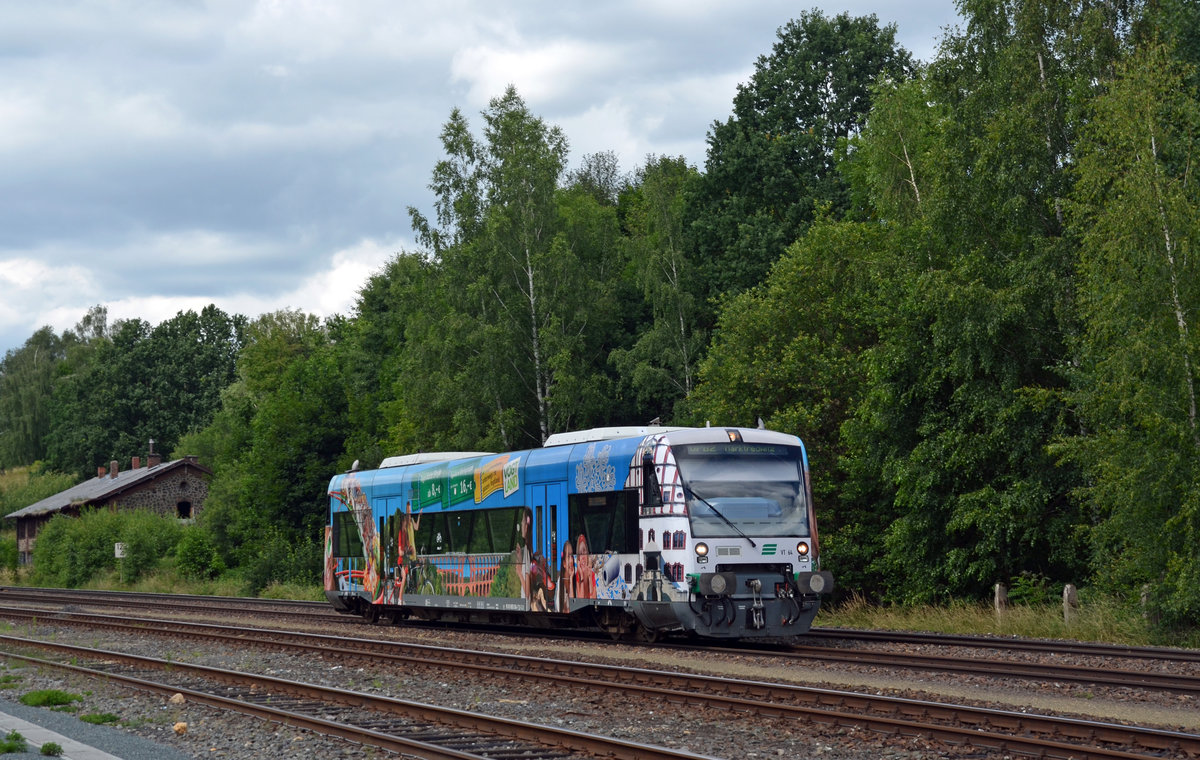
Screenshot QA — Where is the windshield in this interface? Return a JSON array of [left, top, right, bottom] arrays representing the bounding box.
[[673, 442, 809, 538]]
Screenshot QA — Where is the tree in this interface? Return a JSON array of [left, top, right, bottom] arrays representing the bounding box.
[[409, 87, 631, 448], [178, 309, 343, 578], [830, 0, 1127, 602], [1065, 39, 1200, 626], [688, 10, 913, 301], [342, 252, 434, 467], [44, 306, 244, 477], [0, 327, 74, 467], [612, 155, 705, 419], [688, 219, 904, 593]]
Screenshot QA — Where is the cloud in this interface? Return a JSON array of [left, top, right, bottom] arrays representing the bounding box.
[[0, 233, 402, 354], [0, 1, 964, 358]]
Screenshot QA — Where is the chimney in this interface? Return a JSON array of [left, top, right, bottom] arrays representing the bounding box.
[[110, 459, 118, 478], [97, 466, 107, 479], [132, 456, 141, 470], [147, 438, 161, 468]]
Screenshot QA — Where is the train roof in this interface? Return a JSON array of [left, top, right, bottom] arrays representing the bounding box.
[[542, 426, 688, 447], [378, 451, 495, 469]]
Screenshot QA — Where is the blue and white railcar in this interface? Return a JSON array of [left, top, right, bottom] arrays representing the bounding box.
[[324, 425, 832, 640]]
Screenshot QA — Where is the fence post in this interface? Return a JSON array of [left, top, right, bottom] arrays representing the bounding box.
[[1062, 583, 1078, 625], [1140, 583, 1159, 623], [994, 583, 1008, 617]]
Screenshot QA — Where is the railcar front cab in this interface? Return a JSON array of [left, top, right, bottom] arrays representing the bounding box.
[[634, 428, 833, 638]]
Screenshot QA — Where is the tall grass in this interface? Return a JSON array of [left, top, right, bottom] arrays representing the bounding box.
[[816, 593, 1199, 648]]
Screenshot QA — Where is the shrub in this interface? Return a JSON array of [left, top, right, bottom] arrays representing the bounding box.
[[1008, 572, 1054, 606], [32, 509, 185, 587], [40, 740, 63, 756], [239, 529, 319, 595], [117, 510, 183, 584], [0, 534, 16, 572], [176, 526, 225, 581]]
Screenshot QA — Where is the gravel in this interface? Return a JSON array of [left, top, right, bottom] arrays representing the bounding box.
[[0, 608, 1196, 760]]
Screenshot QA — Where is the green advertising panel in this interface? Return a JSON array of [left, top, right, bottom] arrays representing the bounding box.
[[448, 459, 477, 507], [418, 464, 448, 511]]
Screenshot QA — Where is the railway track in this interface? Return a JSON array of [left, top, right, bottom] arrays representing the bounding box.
[[804, 626, 1200, 664], [5, 586, 1198, 696], [7, 584, 1199, 663], [1, 604, 1197, 759], [0, 633, 705, 760]]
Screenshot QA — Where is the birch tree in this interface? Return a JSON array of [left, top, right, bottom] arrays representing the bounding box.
[[409, 88, 622, 448], [1068, 40, 1200, 624]]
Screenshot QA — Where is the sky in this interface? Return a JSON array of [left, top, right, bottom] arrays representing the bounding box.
[[0, 1, 962, 358]]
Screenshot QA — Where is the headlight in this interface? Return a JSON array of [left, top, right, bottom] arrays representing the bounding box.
[[695, 542, 708, 557], [796, 541, 809, 556]]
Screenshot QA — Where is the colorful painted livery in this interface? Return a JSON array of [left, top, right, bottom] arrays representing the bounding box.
[[325, 425, 833, 640]]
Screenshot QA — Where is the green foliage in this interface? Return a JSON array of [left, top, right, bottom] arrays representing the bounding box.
[[118, 510, 184, 584], [0, 534, 16, 572], [0, 730, 26, 753], [175, 525, 225, 580], [238, 528, 320, 595], [689, 10, 913, 301], [44, 305, 245, 478], [19, 689, 81, 707], [405, 86, 633, 447], [689, 219, 904, 593], [1007, 572, 1054, 606], [1065, 38, 1200, 628], [611, 155, 705, 418], [0, 465, 77, 519], [79, 713, 120, 725], [0, 327, 76, 468], [31, 509, 183, 587], [40, 740, 64, 757]]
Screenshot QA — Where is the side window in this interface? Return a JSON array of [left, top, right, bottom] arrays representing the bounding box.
[[415, 511, 449, 554], [468, 511, 492, 552], [448, 511, 473, 552], [331, 511, 363, 557], [568, 491, 639, 554]]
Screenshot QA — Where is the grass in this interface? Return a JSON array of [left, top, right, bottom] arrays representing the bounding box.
[[80, 713, 120, 725], [19, 689, 82, 708], [815, 592, 1200, 648], [0, 730, 26, 753]]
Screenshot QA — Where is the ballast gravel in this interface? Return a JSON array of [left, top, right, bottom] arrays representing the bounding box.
[[0, 611, 1195, 760]]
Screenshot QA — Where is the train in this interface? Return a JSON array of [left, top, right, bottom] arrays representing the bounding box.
[[324, 425, 833, 640]]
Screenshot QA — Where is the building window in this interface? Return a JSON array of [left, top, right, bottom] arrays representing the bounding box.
[[177, 501, 192, 520]]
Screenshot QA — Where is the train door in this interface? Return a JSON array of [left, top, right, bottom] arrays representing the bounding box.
[[546, 483, 565, 611], [529, 484, 558, 612]]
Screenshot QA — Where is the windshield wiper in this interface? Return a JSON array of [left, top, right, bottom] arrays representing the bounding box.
[[686, 486, 757, 548]]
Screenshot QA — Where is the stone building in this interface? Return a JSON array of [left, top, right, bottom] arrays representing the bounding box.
[[5, 451, 212, 566]]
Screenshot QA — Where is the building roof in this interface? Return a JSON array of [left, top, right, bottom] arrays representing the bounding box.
[[4, 458, 213, 520]]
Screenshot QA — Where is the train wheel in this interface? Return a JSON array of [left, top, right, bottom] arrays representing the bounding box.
[[596, 608, 635, 640], [631, 623, 661, 644], [361, 604, 380, 624]]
